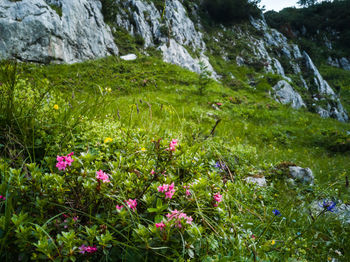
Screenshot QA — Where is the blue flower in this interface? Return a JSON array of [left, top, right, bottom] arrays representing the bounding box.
[[214, 161, 226, 170], [273, 209, 281, 216], [319, 200, 337, 212]]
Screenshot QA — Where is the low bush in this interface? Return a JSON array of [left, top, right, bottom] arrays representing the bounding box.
[[202, 0, 261, 24]]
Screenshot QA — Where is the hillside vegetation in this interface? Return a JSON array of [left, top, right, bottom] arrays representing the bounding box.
[[0, 54, 349, 261], [265, 0, 350, 63]]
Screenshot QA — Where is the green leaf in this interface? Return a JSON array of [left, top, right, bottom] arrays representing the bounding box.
[[155, 215, 163, 223], [156, 198, 162, 209], [147, 208, 158, 213]]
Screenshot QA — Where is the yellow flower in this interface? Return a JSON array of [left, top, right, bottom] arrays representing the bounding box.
[[271, 240, 276, 245], [53, 104, 59, 110], [141, 148, 146, 152], [104, 137, 113, 143], [259, 195, 263, 199]]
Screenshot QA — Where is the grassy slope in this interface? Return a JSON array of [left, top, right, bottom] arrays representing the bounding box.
[[1, 55, 349, 260], [22, 55, 350, 188]]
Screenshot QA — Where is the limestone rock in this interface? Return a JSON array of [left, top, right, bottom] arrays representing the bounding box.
[[0, 0, 118, 63], [159, 39, 217, 78], [121, 54, 137, 61], [311, 200, 350, 224], [272, 80, 306, 109], [244, 176, 267, 187], [289, 166, 314, 185], [339, 57, 350, 70], [303, 52, 335, 96]]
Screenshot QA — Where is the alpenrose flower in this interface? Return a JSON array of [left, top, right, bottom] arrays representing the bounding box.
[[158, 182, 176, 199], [213, 193, 223, 207], [166, 139, 178, 151], [96, 170, 110, 183], [166, 210, 193, 228], [116, 205, 124, 210], [56, 152, 74, 171], [155, 222, 166, 231], [126, 199, 137, 211], [183, 185, 191, 196], [79, 245, 97, 254]]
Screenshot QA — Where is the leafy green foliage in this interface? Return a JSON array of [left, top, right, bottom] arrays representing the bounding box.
[[265, 0, 350, 57], [202, 0, 261, 24]]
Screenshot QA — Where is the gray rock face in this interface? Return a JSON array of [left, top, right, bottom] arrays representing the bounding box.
[[0, 0, 118, 63], [114, 0, 216, 77], [159, 39, 217, 78], [339, 57, 350, 70], [303, 52, 348, 122], [289, 166, 314, 185], [303, 52, 335, 96], [272, 80, 306, 109], [327, 56, 350, 71]]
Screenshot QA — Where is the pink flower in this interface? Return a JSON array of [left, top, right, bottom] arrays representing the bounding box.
[[150, 169, 155, 175], [251, 234, 256, 240], [166, 210, 192, 228], [216, 102, 222, 106], [165, 190, 175, 199], [166, 139, 179, 152], [155, 222, 166, 231], [56, 160, 67, 171], [56, 152, 74, 171], [0, 195, 6, 201], [183, 185, 191, 196], [79, 245, 97, 254], [158, 182, 175, 199], [116, 205, 124, 210], [96, 170, 110, 183], [126, 199, 137, 211], [213, 193, 223, 207], [73, 216, 78, 222]]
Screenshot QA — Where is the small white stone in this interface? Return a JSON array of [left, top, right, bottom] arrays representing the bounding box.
[[120, 54, 137, 61]]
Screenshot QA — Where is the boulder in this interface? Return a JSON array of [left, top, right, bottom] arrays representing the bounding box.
[[289, 166, 314, 185], [244, 176, 267, 187], [272, 80, 306, 109], [0, 0, 118, 63]]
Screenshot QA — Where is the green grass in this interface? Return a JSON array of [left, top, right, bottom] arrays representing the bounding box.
[[1, 56, 349, 261], [20, 55, 350, 186]]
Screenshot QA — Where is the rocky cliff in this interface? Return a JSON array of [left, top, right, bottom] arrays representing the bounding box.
[[0, 0, 348, 121], [0, 0, 118, 63]]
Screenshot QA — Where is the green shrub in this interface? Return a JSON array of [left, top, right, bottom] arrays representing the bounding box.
[[202, 0, 261, 23]]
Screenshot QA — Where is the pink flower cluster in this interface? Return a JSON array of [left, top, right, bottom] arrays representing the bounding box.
[[158, 182, 175, 199], [96, 170, 110, 183], [166, 139, 178, 152], [155, 222, 166, 231], [126, 199, 137, 211], [0, 195, 6, 201], [213, 193, 223, 207], [79, 245, 97, 254], [166, 210, 193, 228], [56, 152, 74, 171]]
